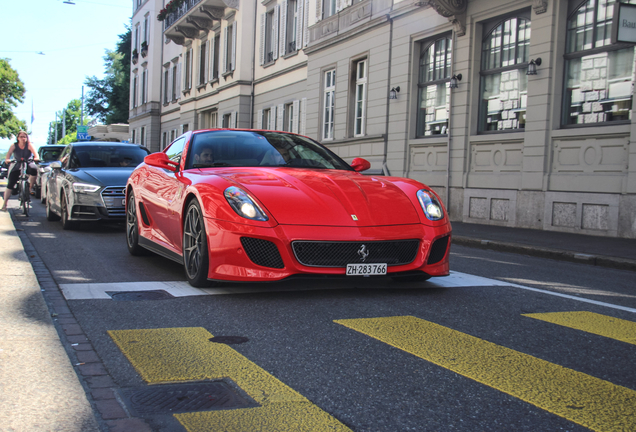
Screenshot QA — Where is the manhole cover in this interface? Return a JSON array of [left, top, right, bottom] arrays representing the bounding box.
[[119, 381, 257, 416], [209, 336, 249, 345], [107, 290, 174, 301]]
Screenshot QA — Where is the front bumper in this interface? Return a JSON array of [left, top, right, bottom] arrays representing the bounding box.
[[68, 186, 126, 221], [203, 219, 451, 282]]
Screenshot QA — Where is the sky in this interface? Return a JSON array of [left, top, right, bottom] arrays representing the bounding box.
[[0, 0, 133, 152]]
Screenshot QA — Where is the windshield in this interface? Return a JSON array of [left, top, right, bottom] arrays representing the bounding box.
[[39, 147, 64, 162], [70, 145, 149, 168], [185, 131, 353, 171]]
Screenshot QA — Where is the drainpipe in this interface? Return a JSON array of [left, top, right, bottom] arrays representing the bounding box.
[[445, 30, 457, 214], [381, 15, 394, 176]]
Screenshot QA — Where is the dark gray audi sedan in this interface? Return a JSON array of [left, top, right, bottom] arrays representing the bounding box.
[[45, 142, 150, 229]]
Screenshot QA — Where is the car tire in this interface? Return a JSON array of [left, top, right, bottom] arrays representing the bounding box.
[[34, 185, 41, 199], [183, 199, 213, 288], [45, 191, 60, 221], [61, 193, 78, 230], [40, 184, 46, 204], [126, 190, 148, 256]]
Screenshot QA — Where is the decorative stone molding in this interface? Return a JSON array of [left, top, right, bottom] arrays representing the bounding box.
[[175, 25, 198, 39], [199, 5, 225, 21], [222, 0, 239, 10], [532, 0, 548, 14], [186, 16, 213, 32], [165, 34, 186, 45], [424, 0, 467, 36]]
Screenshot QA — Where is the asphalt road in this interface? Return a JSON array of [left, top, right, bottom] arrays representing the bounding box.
[[12, 199, 636, 432]]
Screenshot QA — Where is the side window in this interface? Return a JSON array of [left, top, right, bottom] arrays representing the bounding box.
[[59, 146, 72, 169], [165, 137, 186, 165]]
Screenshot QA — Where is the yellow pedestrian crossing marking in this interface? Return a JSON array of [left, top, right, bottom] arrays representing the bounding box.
[[334, 316, 636, 432], [523, 311, 636, 345], [108, 328, 351, 432]]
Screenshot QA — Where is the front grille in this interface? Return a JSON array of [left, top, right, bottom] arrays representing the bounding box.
[[240, 237, 285, 269], [101, 186, 126, 217], [427, 235, 449, 264], [292, 240, 420, 268]]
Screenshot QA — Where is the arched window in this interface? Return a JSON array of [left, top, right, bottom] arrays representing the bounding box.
[[416, 36, 452, 137], [479, 16, 531, 132], [562, 0, 636, 126]]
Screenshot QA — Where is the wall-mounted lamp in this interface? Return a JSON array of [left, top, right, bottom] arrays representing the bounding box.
[[449, 74, 462, 89], [389, 86, 400, 100], [526, 58, 542, 75]]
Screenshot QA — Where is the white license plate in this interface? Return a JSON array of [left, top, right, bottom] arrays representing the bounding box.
[[122, 199, 126, 206], [346, 263, 387, 276]]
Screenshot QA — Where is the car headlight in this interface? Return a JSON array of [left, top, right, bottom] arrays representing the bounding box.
[[417, 189, 444, 221], [72, 183, 101, 193], [38, 166, 51, 173], [224, 186, 268, 221]]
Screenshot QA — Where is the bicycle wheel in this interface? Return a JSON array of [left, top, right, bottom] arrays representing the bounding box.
[[20, 180, 29, 216]]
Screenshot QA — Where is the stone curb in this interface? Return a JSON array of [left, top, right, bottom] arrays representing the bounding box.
[[452, 236, 636, 272]]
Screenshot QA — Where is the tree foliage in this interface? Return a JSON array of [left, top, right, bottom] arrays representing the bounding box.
[[0, 58, 27, 139], [84, 26, 131, 125], [47, 99, 88, 144]]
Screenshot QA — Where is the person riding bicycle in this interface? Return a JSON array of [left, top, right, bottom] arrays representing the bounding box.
[[1, 131, 40, 211]]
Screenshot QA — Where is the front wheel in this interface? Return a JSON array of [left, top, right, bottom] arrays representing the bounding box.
[[182, 200, 212, 287], [126, 190, 147, 256], [46, 190, 60, 221], [61, 193, 78, 230], [20, 180, 29, 216]]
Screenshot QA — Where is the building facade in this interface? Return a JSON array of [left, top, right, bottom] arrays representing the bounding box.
[[130, 0, 636, 239]]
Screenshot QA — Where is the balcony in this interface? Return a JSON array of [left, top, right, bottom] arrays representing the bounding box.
[[160, 0, 237, 46]]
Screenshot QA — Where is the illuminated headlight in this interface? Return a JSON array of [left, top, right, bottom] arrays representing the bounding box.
[[38, 166, 51, 173], [72, 183, 101, 193], [417, 189, 444, 221], [224, 186, 268, 221]]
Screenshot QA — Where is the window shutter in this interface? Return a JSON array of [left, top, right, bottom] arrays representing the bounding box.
[[130, 77, 135, 109], [296, 0, 304, 49], [166, 68, 172, 103], [260, 14, 265, 65], [203, 43, 209, 83], [209, 36, 215, 81], [222, 26, 228, 74], [292, 99, 299, 133], [280, 1, 287, 56], [300, 97, 307, 135], [273, 6, 279, 60], [176, 62, 181, 97], [270, 106, 277, 130], [143, 71, 148, 103], [345, 0, 352, 6], [277, 104, 284, 130], [231, 23, 237, 71], [304, 0, 310, 47], [257, 109, 263, 129], [231, 111, 237, 128], [316, 0, 322, 22], [188, 48, 193, 89]]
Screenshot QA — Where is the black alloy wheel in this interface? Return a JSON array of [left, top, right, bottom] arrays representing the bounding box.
[[45, 190, 60, 221], [126, 190, 147, 255], [20, 180, 29, 216], [61, 193, 78, 230], [183, 200, 212, 287]]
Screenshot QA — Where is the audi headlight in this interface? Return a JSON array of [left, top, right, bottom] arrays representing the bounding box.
[[417, 189, 444, 221], [38, 166, 51, 174], [72, 183, 101, 193], [224, 186, 268, 221]]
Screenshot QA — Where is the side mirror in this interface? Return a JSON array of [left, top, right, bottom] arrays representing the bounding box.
[[49, 161, 62, 170], [350, 157, 371, 172], [144, 152, 179, 172]]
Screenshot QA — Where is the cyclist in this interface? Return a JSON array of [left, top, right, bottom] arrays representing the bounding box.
[[1, 131, 39, 211]]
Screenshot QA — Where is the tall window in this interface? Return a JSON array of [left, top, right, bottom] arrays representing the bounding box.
[[143, 16, 149, 44], [140, 126, 145, 147], [134, 24, 140, 52], [323, 0, 337, 18], [262, 108, 271, 130], [184, 48, 193, 90], [163, 68, 169, 104], [479, 15, 531, 132], [141, 69, 147, 105], [563, 0, 636, 126], [264, 9, 278, 64], [211, 34, 220, 80], [225, 23, 236, 72], [323, 69, 336, 140], [171, 63, 178, 101], [287, 0, 298, 52], [284, 102, 294, 132], [353, 59, 367, 136], [417, 37, 452, 137], [199, 40, 207, 85], [162, 131, 167, 150], [131, 129, 136, 144], [132, 74, 138, 108]]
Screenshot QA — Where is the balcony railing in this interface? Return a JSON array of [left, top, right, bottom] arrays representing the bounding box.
[[164, 0, 204, 30]]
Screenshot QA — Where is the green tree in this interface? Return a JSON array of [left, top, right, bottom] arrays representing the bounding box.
[[47, 99, 90, 144], [85, 25, 131, 124], [0, 58, 27, 138]]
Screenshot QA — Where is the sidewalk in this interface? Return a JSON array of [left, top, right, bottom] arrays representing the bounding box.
[[451, 221, 636, 272], [0, 197, 100, 430]]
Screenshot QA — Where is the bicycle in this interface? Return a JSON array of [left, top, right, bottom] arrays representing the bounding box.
[[15, 158, 33, 216]]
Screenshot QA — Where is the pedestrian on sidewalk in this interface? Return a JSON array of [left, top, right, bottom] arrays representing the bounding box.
[[1, 131, 39, 211]]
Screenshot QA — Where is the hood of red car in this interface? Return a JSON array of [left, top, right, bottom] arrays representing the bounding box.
[[219, 168, 421, 226]]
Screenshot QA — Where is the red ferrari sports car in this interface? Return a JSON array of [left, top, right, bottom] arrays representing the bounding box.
[[126, 129, 451, 287]]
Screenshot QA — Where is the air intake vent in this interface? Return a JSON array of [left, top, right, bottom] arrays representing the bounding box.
[[240, 237, 284, 269], [427, 236, 449, 264], [292, 240, 419, 268]]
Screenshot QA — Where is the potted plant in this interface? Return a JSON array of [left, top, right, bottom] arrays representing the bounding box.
[[132, 49, 139, 64], [141, 41, 149, 57]]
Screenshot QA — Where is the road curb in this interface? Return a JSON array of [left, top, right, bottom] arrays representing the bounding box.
[[452, 236, 636, 273]]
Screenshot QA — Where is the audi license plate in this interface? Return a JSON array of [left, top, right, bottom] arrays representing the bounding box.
[[346, 263, 387, 276]]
